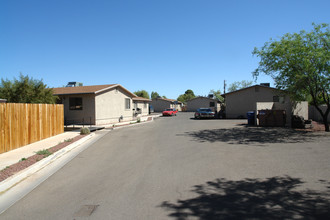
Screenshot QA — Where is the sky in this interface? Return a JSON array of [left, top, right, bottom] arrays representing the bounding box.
[[0, 0, 329, 99]]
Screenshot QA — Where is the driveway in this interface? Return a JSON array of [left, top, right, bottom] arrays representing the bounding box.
[[1, 113, 330, 219]]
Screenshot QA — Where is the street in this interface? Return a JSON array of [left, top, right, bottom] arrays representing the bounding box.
[[1, 113, 330, 219]]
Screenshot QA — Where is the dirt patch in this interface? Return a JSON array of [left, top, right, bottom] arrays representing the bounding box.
[[295, 121, 326, 132], [0, 135, 86, 182]]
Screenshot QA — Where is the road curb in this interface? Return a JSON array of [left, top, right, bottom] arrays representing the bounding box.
[[0, 133, 95, 195]]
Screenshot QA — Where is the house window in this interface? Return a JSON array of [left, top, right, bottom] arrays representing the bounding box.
[[69, 97, 83, 110], [125, 98, 131, 110], [273, 96, 285, 103], [210, 102, 215, 107]]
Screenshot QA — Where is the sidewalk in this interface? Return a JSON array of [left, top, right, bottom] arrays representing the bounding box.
[[0, 113, 161, 174], [0, 131, 81, 171], [0, 113, 161, 214]]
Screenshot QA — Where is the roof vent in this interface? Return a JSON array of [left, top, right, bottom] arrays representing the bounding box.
[[66, 82, 83, 87], [260, 83, 270, 87]]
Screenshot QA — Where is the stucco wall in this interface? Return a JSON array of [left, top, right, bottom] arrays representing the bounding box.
[[225, 86, 289, 119], [60, 94, 96, 125], [133, 101, 150, 117], [95, 88, 134, 125], [174, 104, 182, 111], [186, 97, 220, 112], [151, 99, 173, 112], [256, 101, 308, 127]]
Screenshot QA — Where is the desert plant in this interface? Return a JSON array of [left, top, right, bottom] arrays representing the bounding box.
[[20, 158, 27, 162], [80, 127, 90, 135], [64, 138, 73, 142], [36, 149, 52, 157]]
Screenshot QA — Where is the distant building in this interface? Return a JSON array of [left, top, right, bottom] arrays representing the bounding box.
[[222, 84, 308, 127], [186, 97, 221, 112], [151, 98, 182, 112]]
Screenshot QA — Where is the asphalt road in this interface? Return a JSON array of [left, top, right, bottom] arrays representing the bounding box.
[[1, 113, 330, 219]]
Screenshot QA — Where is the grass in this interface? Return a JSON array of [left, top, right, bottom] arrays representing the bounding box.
[[64, 138, 73, 142], [36, 149, 52, 157], [1, 166, 10, 171]]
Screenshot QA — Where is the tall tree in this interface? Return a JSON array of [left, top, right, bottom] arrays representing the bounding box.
[[253, 23, 330, 131], [134, 90, 150, 99], [151, 91, 160, 99], [210, 89, 224, 102], [177, 89, 196, 103], [227, 80, 253, 92], [0, 74, 57, 104]]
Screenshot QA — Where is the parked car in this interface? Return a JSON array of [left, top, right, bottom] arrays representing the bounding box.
[[162, 108, 178, 116], [194, 108, 215, 119]]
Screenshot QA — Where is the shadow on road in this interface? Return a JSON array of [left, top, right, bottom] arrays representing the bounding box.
[[178, 127, 324, 145], [160, 176, 330, 220]]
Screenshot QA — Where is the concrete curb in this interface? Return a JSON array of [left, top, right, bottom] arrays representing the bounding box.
[[0, 133, 95, 194], [0, 114, 161, 195]]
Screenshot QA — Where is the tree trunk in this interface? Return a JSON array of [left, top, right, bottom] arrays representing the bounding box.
[[313, 104, 329, 132], [323, 116, 329, 132]]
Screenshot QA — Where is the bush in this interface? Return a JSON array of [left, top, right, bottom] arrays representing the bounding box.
[[80, 127, 90, 135]]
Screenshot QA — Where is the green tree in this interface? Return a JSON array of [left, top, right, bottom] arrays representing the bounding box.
[[0, 74, 57, 104], [134, 90, 150, 99], [210, 89, 224, 102], [253, 23, 330, 131], [177, 89, 196, 103], [227, 80, 253, 92], [151, 91, 160, 99]]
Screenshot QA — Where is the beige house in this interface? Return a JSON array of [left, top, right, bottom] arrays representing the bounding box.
[[151, 98, 182, 112], [132, 96, 152, 117], [223, 85, 308, 126], [53, 84, 151, 125], [186, 97, 221, 112]]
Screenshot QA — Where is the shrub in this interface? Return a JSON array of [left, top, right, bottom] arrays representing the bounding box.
[[36, 149, 52, 157], [80, 127, 90, 135]]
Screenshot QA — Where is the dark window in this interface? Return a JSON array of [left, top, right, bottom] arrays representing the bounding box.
[[273, 96, 285, 103], [69, 97, 83, 110], [210, 102, 215, 107]]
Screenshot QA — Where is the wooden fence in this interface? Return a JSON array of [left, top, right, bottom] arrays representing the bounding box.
[[0, 103, 64, 154]]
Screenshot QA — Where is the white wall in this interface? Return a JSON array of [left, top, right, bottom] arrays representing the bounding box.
[[256, 101, 308, 127], [61, 94, 96, 125], [187, 97, 220, 112], [133, 101, 150, 117], [151, 99, 172, 112], [95, 88, 134, 125]]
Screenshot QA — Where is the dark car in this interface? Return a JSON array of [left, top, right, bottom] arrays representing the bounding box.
[[194, 108, 215, 119]]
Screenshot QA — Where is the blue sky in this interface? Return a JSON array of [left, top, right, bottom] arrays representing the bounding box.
[[1, 0, 329, 99]]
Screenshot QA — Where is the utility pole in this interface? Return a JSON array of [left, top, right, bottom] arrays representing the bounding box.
[[223, 80, 226, 95]]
